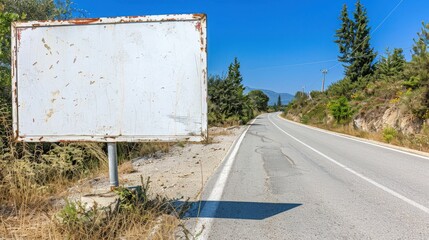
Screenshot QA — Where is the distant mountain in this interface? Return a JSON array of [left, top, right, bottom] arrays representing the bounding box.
[[244, 87, 294, 106]]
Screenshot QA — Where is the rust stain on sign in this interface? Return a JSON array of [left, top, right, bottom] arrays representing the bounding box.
[[16, 29, 22, 41], [52, 90, 60, 97], [45, 109, 54, 122], [195, 22, 202, 32], [192, 13, 206, 19], [68, 18, 100, 25]]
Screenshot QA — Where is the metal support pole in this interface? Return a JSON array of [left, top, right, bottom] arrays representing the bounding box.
[[321, 69, 328, 92], [107, 142, 119, 188]]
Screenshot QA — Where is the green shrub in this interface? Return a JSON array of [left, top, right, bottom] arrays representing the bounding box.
[[57, 200, 100, 230], [326, 78, 352, 98], [383, 126, 397, 143], [403, 76, 421, 89], [301, 115, 309, 124], [54, 177, 181, 239], [402, 87, 429, 119], [42, 144, 93, 180], [328, 97, 353, 124]]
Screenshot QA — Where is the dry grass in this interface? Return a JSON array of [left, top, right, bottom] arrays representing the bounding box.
[[0, 144, 181, 239], [312, 122, 429, 153], [53, 177, 185, 239], [0, 96, 185, 239], [139, 142, 171, 157], [197, 127, 234, 145], [209, 129, 231, 137], [0, 142, 107, 208], [0, 158, 184, 239], [0, 177, 187, 239], [119, 161, 137, 174], [0, 205, 56, 239], [0, 98, 181, 239]]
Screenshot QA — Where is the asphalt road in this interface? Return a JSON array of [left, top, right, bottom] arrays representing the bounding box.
[[188, 113, 429, 240]]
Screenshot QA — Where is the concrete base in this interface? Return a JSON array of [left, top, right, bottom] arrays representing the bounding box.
[[81, 190, 119, 212]]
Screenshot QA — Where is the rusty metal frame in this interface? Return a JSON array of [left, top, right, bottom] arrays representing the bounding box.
[[11, 14, 207, 142], [13, 14, 206, 28]]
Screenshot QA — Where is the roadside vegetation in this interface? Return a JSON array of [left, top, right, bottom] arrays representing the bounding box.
[[208, 57, 269, 126], [0, 1, 193, 238], [284, 0, 429, 151]]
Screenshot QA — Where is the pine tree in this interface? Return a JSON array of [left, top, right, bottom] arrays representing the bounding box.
[[335, 4, 354, 69], [377, 48, 405, 77], [412, 22, 429, 58], [405, 22, 429, 89], [248, 90, 269, 112], [277, 95, 282, 107], [334, 1, 376, 83], [409, 22, 429, 109], [207, 58, 253, 124], [349, 0, 376, 82], [225, 57, 245, 116]]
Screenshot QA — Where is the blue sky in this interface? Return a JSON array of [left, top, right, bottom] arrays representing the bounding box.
[[72, 0, 429, 94]]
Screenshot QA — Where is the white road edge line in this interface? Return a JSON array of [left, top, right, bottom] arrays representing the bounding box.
[[268, 114, 429, 215], [194, 118, 256, 239], [275, 113, 429, 161]]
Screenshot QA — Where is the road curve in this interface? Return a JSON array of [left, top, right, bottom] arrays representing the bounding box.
[[189, 113, 429, 239]]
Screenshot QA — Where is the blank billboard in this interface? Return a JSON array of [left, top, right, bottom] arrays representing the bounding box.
[[11, 14, 207, 142]]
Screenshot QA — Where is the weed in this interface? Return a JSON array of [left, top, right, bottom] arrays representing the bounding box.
[[0, 95, 176, 238], [301, 115, 309, 124], [139, 142, 171, 157], [54, 177, 183, 239], [383, 126, 398, 143], [119, 161, 136, 174], [209, 129, 231, 137], [177, 141, 186, 148]]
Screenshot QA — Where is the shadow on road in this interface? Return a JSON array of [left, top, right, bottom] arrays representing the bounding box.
[[246, 123, 264, 126], [174, 201, 301, 220]]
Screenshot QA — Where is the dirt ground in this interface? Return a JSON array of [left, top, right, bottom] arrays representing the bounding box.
[[77, 126, 245, 202]]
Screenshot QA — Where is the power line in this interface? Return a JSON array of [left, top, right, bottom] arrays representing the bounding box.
[[372, 0, 405, 33], [242, 0, 405, 73], [246, 59, 337, 71], [242, 45, 412, 75], [328, 46, 412, 71]]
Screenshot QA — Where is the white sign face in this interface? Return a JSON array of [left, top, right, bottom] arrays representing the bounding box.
[[11, 14, 207, 142]]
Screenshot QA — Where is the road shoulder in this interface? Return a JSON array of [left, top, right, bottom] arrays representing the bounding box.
[[277, 113, 429, 159]]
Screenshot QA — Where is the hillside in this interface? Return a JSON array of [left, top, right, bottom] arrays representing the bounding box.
[[244, 86, 294, 106], [284, 20, 429, 150]]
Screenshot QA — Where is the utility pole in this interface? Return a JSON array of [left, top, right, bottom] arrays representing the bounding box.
[[321, 69, 328, 92]]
